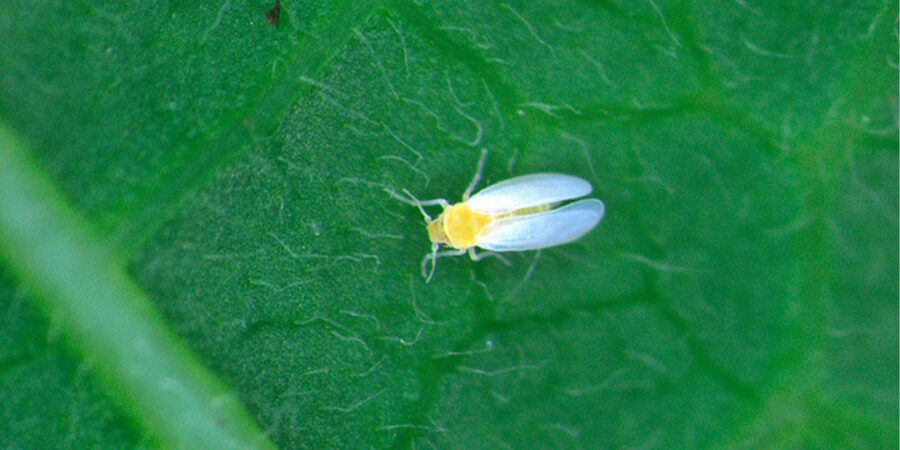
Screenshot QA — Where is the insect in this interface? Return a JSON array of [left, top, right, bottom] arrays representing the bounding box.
[[391, 149, 606, 282], [266, 0, 281, 26]]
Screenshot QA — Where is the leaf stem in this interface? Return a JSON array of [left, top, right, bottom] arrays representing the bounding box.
[[0, 120, 273, 448]]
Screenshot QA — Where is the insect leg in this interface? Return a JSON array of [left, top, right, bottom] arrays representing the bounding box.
[[468, 247, 512, 266], [462, 148, 489, 200], [421, 246, 467, 282]]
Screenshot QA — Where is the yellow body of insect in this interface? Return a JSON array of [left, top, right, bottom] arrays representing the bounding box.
[[426, 204, 552, 250]]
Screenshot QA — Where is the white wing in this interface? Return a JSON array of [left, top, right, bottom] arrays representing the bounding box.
[[476, 199, 605, 252], [466, 173, 592, 214]]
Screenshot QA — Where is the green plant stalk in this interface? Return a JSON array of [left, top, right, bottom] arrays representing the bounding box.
[[0, 120, 273, 448]]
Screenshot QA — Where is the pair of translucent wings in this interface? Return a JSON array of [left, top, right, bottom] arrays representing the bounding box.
[[466, 174, 606, 252]]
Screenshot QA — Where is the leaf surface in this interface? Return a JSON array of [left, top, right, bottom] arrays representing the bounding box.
[[0, 0, 896, 447]]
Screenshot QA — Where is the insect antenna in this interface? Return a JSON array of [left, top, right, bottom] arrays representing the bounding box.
[[383, 187, 436, 222], [402, 188, 434, 223]]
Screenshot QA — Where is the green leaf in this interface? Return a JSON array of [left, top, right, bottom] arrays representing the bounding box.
[[0, 0, 896, 448], [0, 122, 271, 448]]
